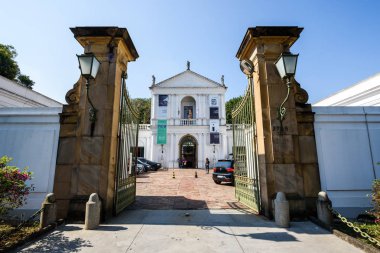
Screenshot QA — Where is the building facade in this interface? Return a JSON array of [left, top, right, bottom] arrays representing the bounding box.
[[138, 65, 232, 168], [0, 75, 62, 217], [313, 72, 380, 217]]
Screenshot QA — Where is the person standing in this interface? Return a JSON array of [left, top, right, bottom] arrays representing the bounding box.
[[205, 158, 210, 174]]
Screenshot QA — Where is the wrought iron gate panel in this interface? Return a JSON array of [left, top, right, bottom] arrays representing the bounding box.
[[114, 73, 139, 215], [232, 78, 260, 212]]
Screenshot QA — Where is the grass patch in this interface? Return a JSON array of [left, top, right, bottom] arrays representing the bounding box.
[[333, 220, 380, 249], [0, 221, 40, 249]]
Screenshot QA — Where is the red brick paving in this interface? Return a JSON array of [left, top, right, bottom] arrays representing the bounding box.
[[129, 168, 248, 210]]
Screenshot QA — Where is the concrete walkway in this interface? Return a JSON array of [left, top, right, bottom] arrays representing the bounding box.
[[17, 170, 365, 252], [18, 209, 364, 253]]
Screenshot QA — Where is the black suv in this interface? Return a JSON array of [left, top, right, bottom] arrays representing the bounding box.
[[212, 159, 234, 185], [138, 157, 161, 171]]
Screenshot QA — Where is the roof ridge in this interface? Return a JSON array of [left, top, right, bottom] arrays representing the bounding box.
[[151, 70, 225, 88], [314, 72, 380, 105]]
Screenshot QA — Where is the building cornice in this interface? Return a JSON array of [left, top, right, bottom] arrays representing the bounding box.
[[150, 70, 227, 89], [70, 26, 139, 61], [236, 26, 303, 60]]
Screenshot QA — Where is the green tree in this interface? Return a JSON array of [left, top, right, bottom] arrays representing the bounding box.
[[17, 74, 35, 89], [0, 43, 34, 89], [0, 44, 19, 80], [131, 98, 151, 124], [225, 96, 242, 124]]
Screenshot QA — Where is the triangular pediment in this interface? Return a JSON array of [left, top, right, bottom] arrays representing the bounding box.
[[152, 70, 224, 89]]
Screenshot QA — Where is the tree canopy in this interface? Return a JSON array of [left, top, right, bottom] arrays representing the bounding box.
[[131, 98, 151, 124], [0, 43, 34, 89], [225, 96, 243, 124]]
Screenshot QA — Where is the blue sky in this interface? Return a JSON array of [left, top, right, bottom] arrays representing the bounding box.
[[1, 0, 380, 104]]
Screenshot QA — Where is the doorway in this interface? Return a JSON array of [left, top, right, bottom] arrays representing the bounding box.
[[179, 134, 197, 168]]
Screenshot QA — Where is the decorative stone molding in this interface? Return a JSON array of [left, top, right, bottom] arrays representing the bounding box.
[[293, 79, 309, 105], [65, 80, 81, 105]]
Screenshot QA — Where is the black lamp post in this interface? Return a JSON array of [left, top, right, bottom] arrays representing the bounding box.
[[77, 53, 100, 136], [275, 52, 299, 129]]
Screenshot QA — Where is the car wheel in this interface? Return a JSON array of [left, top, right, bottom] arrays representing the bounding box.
[[214, 180, 221, 184]]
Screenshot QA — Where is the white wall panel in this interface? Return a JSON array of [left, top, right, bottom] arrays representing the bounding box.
[[314, 106, 379, 217], [0, 107, 61, 213]]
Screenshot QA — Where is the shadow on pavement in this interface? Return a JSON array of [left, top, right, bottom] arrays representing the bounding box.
[[128, 195, 209, 210], [18, 230, 93, 253], [95, 225, 128, 231], [211, 226, 299, 241], [109, 208, 328, 236]]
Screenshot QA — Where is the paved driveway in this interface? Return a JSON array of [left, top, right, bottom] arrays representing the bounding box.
[[130, 168, 247, 210]]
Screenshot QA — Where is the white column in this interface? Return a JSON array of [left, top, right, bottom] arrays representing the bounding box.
[[152, 94, 157, 120], [222, 132, 228, 159], [198, 133, 202, 168], [201, 94, 206, 124], [177, 95, 181, 121], [206, 94, 210, 126], [167, 95, 172, 120], [170, 133, 174, 168], [146, 135, 151, 159], [203, 133, 208, 166], [151, 133, 156, 161], [196, 94, 200, 125], [174, 94, 177, 119], [221, 94, 226, 125], [173, 133, 177, 168]]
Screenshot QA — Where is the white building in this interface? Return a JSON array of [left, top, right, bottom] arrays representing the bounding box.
[[0, 75, 62, 217], [138, 64, 232, 168], [0, 75, 61, 107], [315, 72, 380, 106], [313, 72, 380, 217]]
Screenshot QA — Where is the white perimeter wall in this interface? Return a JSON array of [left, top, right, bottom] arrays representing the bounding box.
[[0, 107, 61, 216], [314, 106, 380, 218]]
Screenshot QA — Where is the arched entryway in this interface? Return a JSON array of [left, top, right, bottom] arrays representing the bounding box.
[[179, 134, 197, 168], [180, 96, 196, 120]]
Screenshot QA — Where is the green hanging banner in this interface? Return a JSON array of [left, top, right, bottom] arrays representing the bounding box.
[[157, 120, 167, 144]]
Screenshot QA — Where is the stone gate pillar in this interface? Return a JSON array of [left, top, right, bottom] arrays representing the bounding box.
[[236, 27, 320, 218], [53, 27, 138, 219]]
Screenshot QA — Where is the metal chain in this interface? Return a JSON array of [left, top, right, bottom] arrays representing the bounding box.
[[0, 206, 45, 241], [327, 205, 380, 247]]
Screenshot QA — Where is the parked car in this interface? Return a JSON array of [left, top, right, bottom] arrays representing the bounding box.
[[137, 158, 151, 172], [138, 157, 161, 171], [136, 163, 145, 175], [212, 159, 234, 185]]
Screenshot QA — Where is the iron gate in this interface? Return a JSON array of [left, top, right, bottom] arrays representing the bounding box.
[[114, 73, 139, 215], [232, 77, 260, 212]]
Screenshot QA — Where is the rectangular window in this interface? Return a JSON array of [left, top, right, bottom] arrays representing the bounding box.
[[210, 133, 220, 144], [137, 147, 144, 158], [210, 107, 219, 119], [159, 95, 168, 107]]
